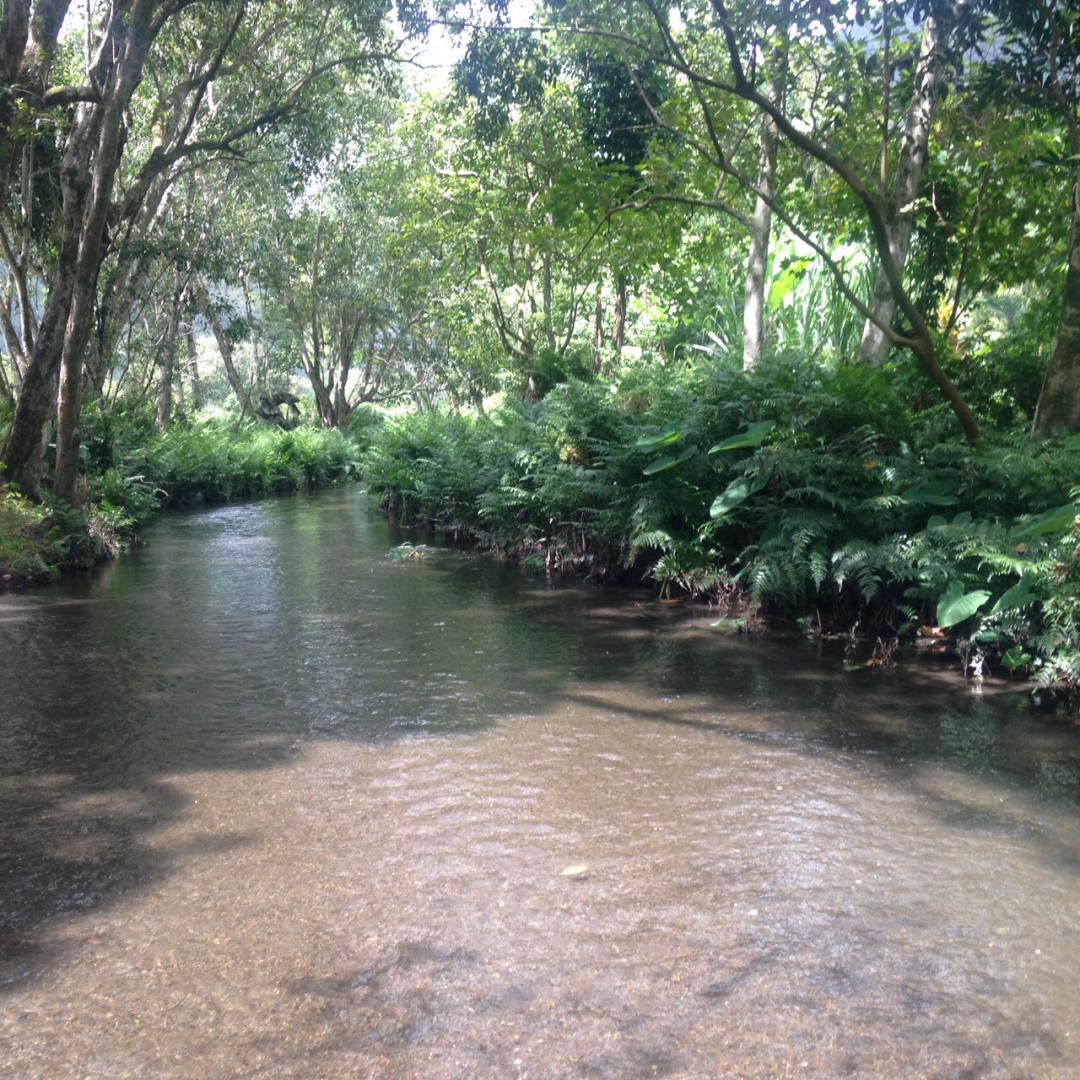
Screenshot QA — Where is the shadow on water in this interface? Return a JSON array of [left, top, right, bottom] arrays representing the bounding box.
[[2, 486, 1080, 1003]]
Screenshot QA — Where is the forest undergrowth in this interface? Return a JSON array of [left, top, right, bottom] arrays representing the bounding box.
[[0, 418, 358, 586], [359, 356, 1080, 707]]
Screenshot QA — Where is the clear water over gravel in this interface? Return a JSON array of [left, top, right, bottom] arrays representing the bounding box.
[[3, 489, 1080, 1078]]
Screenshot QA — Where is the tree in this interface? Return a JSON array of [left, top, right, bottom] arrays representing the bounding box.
[[857, 4, 952, 366], [552, 0, 982, 442], [982, 0, 1080, 434], [741, 0, 789, 371], [2, 0, 401, 500]]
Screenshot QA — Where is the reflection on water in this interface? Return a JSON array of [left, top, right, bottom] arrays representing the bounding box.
[[2, 488, 1080, 1077]]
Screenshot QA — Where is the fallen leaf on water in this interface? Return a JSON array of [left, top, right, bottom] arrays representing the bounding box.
[[560, 864, 589, 878]]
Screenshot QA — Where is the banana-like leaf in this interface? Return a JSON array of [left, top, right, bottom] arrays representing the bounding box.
[[1000, 647, 1032, 671], [903, 481, 959, 506], [634, 429, 682, 451], [708, 420, 776, 454], [936, 581, 990, 628], [1013, 503, 1079, 539], [643, 447, 696, 475], [709, 466, 771, 519], [991, 576, 1036, 615]]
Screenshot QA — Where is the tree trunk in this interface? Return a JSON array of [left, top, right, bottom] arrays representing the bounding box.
[[742, 119, 778, 371], [592, 289, 604, 373], [6, 0, 157, 501], [1034, 181, 1080, 435], [185, 323, 203, 410], [197, 278, 252, 417], [155, 271, 184, 430], [612, 273, 627, 357], [742, 2, 787, 372], [0, 5, 31, 209], [55, 3, 157, 504], [2, 111, 95, 497], [307, 359, 335, 428], [858, 12, 945, 366]]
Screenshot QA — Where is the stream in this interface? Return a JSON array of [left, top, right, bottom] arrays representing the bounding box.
[[2, 488, 1080, 1077]]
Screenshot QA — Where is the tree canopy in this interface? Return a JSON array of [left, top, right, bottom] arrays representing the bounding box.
[[0, 0, 1077, 492]]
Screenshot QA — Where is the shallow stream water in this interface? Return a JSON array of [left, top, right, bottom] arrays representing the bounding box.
[[3, 489, 1080, 1077]]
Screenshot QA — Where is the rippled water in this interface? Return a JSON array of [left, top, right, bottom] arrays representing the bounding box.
[[3, 489, 1080, 1078]]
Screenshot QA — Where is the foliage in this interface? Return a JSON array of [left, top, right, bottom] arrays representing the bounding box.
[[142, 424, 360, 506], [362, 354, 1080, 704], [0, 420, 361, 586], [0, 0, 1078, 722]]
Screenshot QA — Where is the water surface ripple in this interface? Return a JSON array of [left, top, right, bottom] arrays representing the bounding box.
[[3, 489, 1080, 1077]]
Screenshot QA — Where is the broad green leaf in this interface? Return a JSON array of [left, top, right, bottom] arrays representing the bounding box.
[[634, 429, 682, 451], [643, 447, 695, 475], [1064, 434, 1080, 451], [710, 477, 753, 519], [991, 577, 1035, 615], [936, 582, 990, 628], [1000, 647, 1032, 671], [1013, 503, 1079, 539], [903, 481, 959, 506], [767, 258, 811, 310], [708, 420, 776, 454], [709, 467, 770, 519]]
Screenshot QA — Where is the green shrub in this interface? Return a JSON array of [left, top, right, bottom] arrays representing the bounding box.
[[359, 357, 1080, 704]]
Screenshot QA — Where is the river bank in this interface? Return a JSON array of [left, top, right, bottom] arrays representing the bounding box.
[[358, 366, 1080, 711], [0, 422, 360, 590], [4, 378, 1078, 712], [0, 487, 122, 589]]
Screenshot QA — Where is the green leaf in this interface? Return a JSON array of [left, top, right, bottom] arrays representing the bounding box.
[[710, 477, 753, 519], [767, 258, 811, 310], [1000, 647, 1032, 671], [634, 429, 682, 451], [708, 420, 776, 454], [991, 576, 1035, 615], [643, 447, 696, 475], [903, 481, 959, 506], [709, 466, 770, 519], [1064, 434, 1080, 451], [936, 581, 991, 628], [1013, 503, 1079, 539]]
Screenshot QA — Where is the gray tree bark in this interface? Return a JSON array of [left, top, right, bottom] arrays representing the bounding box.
[[741, 1, 788, 372], [155, 269, 185, 430], [196, 277, 253, 417], [858, 12, 945, 366], [742, 120, 779, 371], [54, 1, 159, 503], [184, 323, 203, 411], [2, 0, 164, 500]]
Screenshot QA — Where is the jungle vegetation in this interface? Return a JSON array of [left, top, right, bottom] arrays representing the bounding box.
[[0, 0, 1077, 702]]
